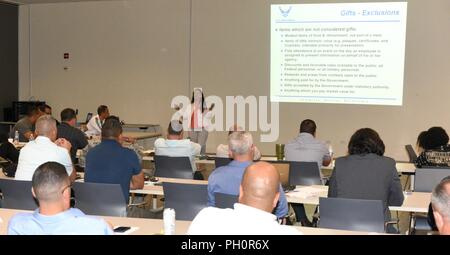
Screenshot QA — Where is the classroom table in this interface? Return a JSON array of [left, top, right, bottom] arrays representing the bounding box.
[[142, 155, 417, 175], [122, 131, 161, 140], [128, 178, 429, 214], [0, 208, 386, 235]]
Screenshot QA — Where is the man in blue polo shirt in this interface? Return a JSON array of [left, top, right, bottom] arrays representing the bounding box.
[[207, 131, 288, 219], [85, 117, 144, 203], [8, 162, 113, 235]]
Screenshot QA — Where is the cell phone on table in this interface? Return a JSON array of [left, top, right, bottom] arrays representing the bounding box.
[[114, 226, 131, 233]]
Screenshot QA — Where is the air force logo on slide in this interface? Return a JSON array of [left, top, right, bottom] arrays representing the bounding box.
[[279, 6, 292, 18]]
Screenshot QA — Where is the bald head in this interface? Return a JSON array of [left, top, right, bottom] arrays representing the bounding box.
[[239, 162, 280, 213], [35, 115, 57, 141]]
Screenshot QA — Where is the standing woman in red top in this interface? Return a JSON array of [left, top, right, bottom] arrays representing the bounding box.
[[188, 88, 214, 155]]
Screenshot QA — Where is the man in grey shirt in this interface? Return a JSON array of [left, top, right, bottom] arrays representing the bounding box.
[[284, 119, 332, 226], [11, 107, 40, 142]]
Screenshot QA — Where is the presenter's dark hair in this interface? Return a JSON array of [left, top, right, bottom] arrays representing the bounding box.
[[348, 128, 385, 156], [300, 119, 317, 135], [101, 118, 122, 139], [423, 127, 449, 150], [60, 108, 77, 122], [97, 105, 109, 115], [191, 88, 206, 113], [416, 131, 427, 149], [168, 120, 183, 136]]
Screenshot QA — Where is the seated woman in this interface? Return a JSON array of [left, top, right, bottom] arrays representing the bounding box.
[[328, 128, 404, 233], [415, 127, 450, 168]]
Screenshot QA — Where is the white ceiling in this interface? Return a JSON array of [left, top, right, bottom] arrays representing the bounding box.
[[2, 0, 119, 5]]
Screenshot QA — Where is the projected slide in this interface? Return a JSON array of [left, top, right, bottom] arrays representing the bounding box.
[[270, 2, 407, 106]]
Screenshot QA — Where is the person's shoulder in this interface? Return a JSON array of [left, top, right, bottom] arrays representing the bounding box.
[[154, 138, 166, 146], [194, 207, 232, 222], [209, 165, 228, 179], [9, 212, 34, 223], [189, 140, 201, 147], [7, 212, 36, 234]]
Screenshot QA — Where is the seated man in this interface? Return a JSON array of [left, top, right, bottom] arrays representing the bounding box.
[[154, 120, 202, 179], [188, 162, 300, 235], [38, 103, 59, 125], [86, 105, 110, 136], [284, 119, 332, 226], [208, 131, 288, 219], [57, 108, 88, 165], [85, 117, 144, 203], [8, 162, 113, 235], [10, 106, 40, 142], [216, 124, 261, 160], [15, 115, 75, 182], [431, 178, 450, 235]]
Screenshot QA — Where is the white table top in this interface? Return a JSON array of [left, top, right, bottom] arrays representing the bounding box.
[[0, 208, 386, 235], [122, 131, 161, 140], [142, 156, 417, 174], [129, 180, 429, 213]]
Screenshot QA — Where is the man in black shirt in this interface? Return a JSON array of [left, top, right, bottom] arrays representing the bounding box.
[[57, 108, 88, 165]]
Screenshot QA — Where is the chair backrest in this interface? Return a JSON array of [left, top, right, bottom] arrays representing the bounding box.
[[0, 179, 38, 210], [85, 113, 93, 123], [154, 155, 193, 179], [414, 168, 450, 192], [163, 182, 208, 221], [214, 157, 232, 168], [215, 192, 238, 209], [319, 197, 385, 233], [405, 145, 417, 163], [288, 161, 322, 186], [72, 182, 127, 217]]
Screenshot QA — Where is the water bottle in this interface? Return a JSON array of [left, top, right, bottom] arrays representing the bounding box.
[[163, 208, 176, 235], [14, 131, 19, 144]]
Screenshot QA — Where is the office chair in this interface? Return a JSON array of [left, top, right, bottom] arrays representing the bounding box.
[[154, 155, 194, 179], [215, 192, 238, 209], [411, 167, 450, 233], [72, 182, 127, 217], [0, 179, 38, 210], [405, 145, 418, 163], [163, 182, 208, 221], [319, 197, 385, 233], [288, 161, 322, 186], [214, 157, 232, 168]]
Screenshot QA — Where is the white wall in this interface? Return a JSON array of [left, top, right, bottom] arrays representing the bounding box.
[[19, 0, 191, 130], [19, 0, 450, 160]]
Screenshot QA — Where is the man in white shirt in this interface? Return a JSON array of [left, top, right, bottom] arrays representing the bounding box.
[[86, 105, 110, 136], [284, 119, 332, 227], [188, 162, 301, 235], [15, 115, 76, 182], [154, 120, 202, 179], [216, 125, 262, 160]]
